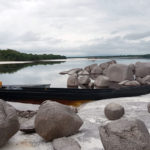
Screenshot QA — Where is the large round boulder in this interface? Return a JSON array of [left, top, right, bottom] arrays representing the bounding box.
[[35, 101, 83, 141], [78, 76, 90, 85], [135, 62, 150, 78], [94, 75, 110, 88], [104, 102, 124, 120], [106, 64, 134, 82], [0, 100, 19, 147], [99, 118, 150, 150]]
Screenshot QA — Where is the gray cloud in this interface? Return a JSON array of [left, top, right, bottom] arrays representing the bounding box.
[[0, 0, 150, 56], [124, 31, 150, 40]]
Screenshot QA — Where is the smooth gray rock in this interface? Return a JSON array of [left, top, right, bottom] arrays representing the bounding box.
[[35, 101, 83, 141], [135, 62, 150, 78], [94, 75, 110, 88], [106, 64, 134, 82], [67, 74, 78, 87], [52, 137, 81, 150], [0, 100, 19, 147], [104, 102, 124, 120], [99, 118, 150, 150], [78, 76, 91, 85]]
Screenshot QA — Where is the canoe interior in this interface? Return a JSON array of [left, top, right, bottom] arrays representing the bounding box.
[[0, 85, 150, 101]]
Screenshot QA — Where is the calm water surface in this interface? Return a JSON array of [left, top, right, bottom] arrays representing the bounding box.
[[0, 58, 150, 88]]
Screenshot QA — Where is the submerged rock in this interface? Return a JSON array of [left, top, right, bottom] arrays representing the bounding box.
[[104, 102, 124, 120], [35, 101, 83, 141], [0, 100, 19, 147], [99, 118, 150, 150], [52, 137, 81, 150]]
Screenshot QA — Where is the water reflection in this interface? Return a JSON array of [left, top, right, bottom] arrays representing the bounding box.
[[0, 61, 65, 74]]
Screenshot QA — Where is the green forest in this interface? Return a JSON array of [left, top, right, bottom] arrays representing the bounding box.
[[0, 49, 66, 61]]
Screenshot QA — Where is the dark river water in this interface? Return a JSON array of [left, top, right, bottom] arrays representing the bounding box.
[[0, 58, 150, 88]]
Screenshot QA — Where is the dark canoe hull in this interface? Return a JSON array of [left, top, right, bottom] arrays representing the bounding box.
[[0, 85, 150, 101]]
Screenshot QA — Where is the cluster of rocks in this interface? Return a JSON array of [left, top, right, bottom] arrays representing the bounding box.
[[99, 102, 150, 150], [1, 98, 150, 150], [0, 99, 83, 149], [60, 61, 150, 88]]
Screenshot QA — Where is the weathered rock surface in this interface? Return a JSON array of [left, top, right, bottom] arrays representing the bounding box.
[[104, 102, 124, 120], [91, 66, 103, 74], [135, 62, 150, 78], [35, 101, 83, 141], [99, 118, 150, 150], [20, 115, 35, 133], [106, 64, 134, 82], [84, 64, 97, 73], [78, 76, 91, 85], [52, 137, 81, 150], [94, 75, 110, 87], [67, 74, 78, 87], [99, 60, 116, 70], [0, 100, 19, 147]]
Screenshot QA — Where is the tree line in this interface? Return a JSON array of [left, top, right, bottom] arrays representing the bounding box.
[[0, 49, 66, 61]]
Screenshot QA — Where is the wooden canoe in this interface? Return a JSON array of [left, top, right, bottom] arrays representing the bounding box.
[[0, 85, 150, 101]]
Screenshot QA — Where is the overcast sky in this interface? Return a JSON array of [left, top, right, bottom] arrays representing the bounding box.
[[0, 0, 150, 56]]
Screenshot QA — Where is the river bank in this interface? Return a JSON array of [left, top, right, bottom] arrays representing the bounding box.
[[1, 93, 150, 150]]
